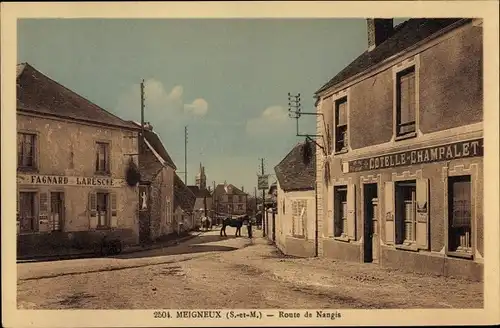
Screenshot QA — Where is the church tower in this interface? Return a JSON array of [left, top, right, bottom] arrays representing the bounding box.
[[195, 162, 207, 190]]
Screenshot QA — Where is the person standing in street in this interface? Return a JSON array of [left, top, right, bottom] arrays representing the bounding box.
[[247, 216, 253, 238]]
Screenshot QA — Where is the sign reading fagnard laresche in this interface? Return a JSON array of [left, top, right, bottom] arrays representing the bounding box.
[[348, 138, 483, 173], [17, 174, 127, 187]]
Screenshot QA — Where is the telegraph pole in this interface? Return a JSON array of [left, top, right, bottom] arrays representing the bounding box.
[[140, 79, 145, 143], [184, 126, 188, 185], [254, 186, 257, 217], [260, 158, 266, 237]]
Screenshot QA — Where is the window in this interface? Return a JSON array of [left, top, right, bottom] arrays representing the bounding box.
[[17, 133, 37, 169], [237, 204, 243, 211], [96, 192, 109, 227], [448, 176, 472, 253], [50, 192, 64, 231], [95, 142, 110, 173], [334, 187, 348, 237], [395, 181, 416, 245], [292, 199, 307, 238], [396, 67, 416, 137], [335, 97, 348, 152], [19, 192, 36, 233], [228, 195, 233, 203]]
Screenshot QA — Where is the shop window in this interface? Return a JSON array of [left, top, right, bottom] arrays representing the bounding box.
[[95, 142, 110, 174], [292, 199, 307, 238], [19, 192, 37, 233], [395, 181, 416, 245], [448, 176, 472, 253], [334, 187, 348, 237], [396, 67, 416, 138], [17, 133, 37, 170], [334, 97, 348, 153]]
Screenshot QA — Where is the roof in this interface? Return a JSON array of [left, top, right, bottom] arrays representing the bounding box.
[[131, 122, 177, 170], [214, 183, 247, 196], [315, 18, 468, 95], [17, 63, 139, 130], [187, 185, 212, 198], [174, 174, 196, 213], [274, 142, 316, 192]]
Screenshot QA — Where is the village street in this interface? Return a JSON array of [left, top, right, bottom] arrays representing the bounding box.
[[17, 227, 482, 310]]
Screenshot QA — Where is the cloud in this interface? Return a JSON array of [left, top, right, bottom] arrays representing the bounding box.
[[245, 105, 293, 136], [115, 79, 208, 123]]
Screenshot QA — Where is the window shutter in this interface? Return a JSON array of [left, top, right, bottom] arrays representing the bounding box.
[[416, 178, 429, 250], [110, 192, 118, 228], [384, 181, 395, 245], [347, 184, 356, 239], [88, 192, 97, 229]]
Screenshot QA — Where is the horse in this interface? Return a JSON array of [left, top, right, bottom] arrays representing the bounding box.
[[201, 216, 212, 231], [220, 215, 248, 237]]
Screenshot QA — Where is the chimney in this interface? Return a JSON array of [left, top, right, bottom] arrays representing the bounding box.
[[367, 19, 394, 51], [144, 122, 153, 131], [241, 186, 244, 192]]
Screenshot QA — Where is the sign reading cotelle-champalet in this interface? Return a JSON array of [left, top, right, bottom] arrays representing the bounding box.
[[17, 174, 127, 188], [349, 138, 483, 173]]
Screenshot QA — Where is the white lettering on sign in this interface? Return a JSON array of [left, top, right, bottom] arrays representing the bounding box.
[[17, 174, 127, 188]]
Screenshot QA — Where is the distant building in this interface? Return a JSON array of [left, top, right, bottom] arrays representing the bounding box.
[[273, 142, 316, 257], [132, 121, 176, 243], [16, 63, 140, 257], [173, 174, 197, 233], [187, 163, 213, 227], [315, 19, 483, 280], [213, 183, 248, 217]]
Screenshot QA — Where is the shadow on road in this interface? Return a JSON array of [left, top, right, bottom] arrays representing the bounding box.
[[183, 233, 239, 246], [111, 244, 240, 259]]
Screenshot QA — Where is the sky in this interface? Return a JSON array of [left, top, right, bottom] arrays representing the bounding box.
[[17, 18, 404, 193]]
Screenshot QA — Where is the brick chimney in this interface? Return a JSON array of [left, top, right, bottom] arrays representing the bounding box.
[[144, 122, 153, 131], [367, 19, 394, 51]]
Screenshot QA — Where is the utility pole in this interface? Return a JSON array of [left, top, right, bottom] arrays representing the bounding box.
[[254, 186, 257, 217], [140, 79, 145, 144], [260, 158, 266, 237], [184, 126, 188, 185]]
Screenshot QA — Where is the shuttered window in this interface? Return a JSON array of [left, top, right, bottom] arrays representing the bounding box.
[[396, 67, 416, 136], [292, 199, 307, 238], [96, 192, 109, 227], [448, 176, 472, 253]]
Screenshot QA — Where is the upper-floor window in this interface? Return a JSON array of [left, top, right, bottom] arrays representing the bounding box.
[[228, 195, 233, 203], [335, 97, 348, 153], [396, 66, 416, 137], [95, 142, 110, 174], [17, 133, 37, 169]]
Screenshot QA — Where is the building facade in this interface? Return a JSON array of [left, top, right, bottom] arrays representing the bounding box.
[[273, 142, 317, 257], [213, 183, 248, 217], [133, 122, 176, 243], [16, 63, 141, 257], [315, 18, 483, 280]]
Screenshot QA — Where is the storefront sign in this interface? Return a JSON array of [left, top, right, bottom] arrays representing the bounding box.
[[348, 138, 483, 173], [17, 174, 127, 188]]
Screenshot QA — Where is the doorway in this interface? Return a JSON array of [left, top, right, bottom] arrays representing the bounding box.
[[363, 183, 379, 263], [50, 192, 64, 231]]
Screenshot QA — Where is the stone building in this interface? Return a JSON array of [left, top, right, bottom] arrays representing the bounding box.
[[314, 18, 483, 280], [131, 121, 176, 243], [213, 183, 248, 217], [273, 142, 316, 257], [173, 173, 196, 233], [16, 63, 140, 257]]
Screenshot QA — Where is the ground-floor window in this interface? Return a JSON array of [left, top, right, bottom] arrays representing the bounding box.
[[395, 181, 416, 245], [334, 187, 348, 237], [19, 192, 36, 233], [50, 192, 64, 231], [292, 199, 307, 238], [448, 175, 472, 253], [96, 192, 109, 228]]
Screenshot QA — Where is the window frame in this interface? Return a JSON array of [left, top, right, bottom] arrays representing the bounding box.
[[333, 186, 348, 239], [334, 96, 349, 154], [394, 180, 417, 247], [291, 199, 307, 238], [444, 164, 478, 260], [447, 175, 473, 255], [18, 191, 38, 234], [96, 192, 111, 229], [17, 131, 39, 172], [95, 141, 111, 175], [392, 55, 420, 142], [330, 89, 350, 155]]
